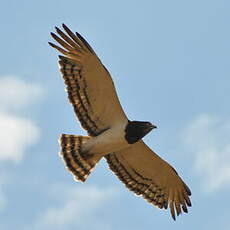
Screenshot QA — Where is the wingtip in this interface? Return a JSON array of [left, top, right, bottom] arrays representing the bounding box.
[[50, 32, 56, 38], [184, 183, 192, 196], [176, 209, 181, 217], [176, 210, 181, 217], [62, 23, 71, 32], [182, 205, 188, 213], [163, 201, 168, 209], [172, 215, 176, 221], [170, 203, 176, 221], [48, 42, 55, 47], [58, 55, 65, 59], [76, 31, 81, 37], [55, 26, 62, 34], [186, 197, 192, 207]]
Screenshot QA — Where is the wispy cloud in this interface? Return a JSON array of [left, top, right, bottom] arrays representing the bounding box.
[[32, 184, 118, 230], [0, 76, 43, 163], [183, 114, 230, 192]]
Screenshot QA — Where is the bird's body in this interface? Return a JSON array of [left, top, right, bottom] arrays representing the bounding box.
[[49, 24, 192, 220], [82, 121, 129, 155], [82, 120, 155, 156]]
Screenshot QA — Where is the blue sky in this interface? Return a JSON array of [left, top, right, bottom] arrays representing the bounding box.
[[1, 0, 230, 229]]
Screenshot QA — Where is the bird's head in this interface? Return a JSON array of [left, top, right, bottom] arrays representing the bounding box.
[[125, 120, 157, 144]]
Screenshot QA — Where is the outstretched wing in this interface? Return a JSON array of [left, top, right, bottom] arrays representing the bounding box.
[[105, 141, 192, 220], [49, 24, 127, 136]]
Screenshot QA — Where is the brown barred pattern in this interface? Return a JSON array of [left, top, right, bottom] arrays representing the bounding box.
[[59, 134, 94, 182], [105, 141, 192, 220], [105, 153, 168, 209], [59, 57, 100, 136]]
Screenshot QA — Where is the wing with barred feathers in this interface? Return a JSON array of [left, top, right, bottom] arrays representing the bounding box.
[[49, 24, 127, 136], [105, 140, 192, 220]]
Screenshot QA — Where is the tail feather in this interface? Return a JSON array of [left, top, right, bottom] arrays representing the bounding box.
[[59, 134, 97, 182]]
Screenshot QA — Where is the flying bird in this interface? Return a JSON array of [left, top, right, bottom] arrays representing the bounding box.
[[49, 24, 192, 220]]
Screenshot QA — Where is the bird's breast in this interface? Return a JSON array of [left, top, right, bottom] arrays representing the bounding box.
[[84, 122, 130, 155]]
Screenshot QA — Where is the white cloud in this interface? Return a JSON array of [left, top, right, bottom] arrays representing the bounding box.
[[0, 76, 42, 213], [0, 114, 39, 163], [183, 114, 230, 192], [33, 185, 117, 230], [0, 76, 43, 113], [0, 76, 42, 163]]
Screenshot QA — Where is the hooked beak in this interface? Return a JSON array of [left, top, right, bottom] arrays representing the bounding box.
[[144, 123, 157, 134]]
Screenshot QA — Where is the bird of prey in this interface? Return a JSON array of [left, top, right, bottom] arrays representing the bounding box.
[[49, 24, 191, 220]]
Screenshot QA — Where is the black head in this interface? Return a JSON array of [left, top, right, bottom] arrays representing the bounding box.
[[125, 120, 157, 144]]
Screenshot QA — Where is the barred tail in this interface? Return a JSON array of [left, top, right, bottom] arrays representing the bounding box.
[[59, 134, 97, 182]]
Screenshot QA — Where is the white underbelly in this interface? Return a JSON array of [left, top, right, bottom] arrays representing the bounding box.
[[83, 123, 130, 155]]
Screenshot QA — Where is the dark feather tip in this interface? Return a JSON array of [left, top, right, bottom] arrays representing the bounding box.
[[163, 201, 168, 209], [184, 184, 192, 196], [176, 210, 181, 216], [50, 32, 56, 38], [55, 26, 63, 34], [48, 42, 54, 47], [58, 55, 66, 60], [62, 23, 67, 29], [186, 199, 192, 207], [76, 32, 82, 38], [55, 26, 60, 31], [62, 23, 72, 32], [182, 205, 188, 213]]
